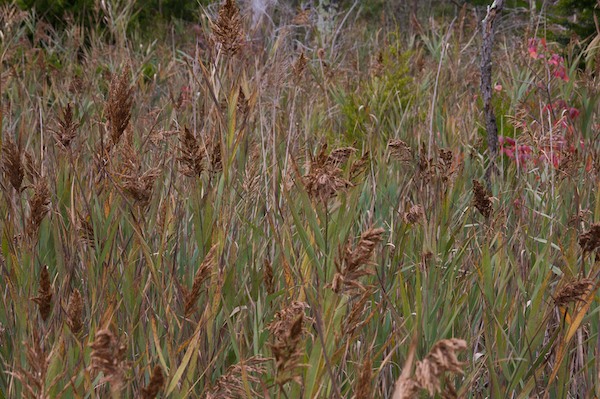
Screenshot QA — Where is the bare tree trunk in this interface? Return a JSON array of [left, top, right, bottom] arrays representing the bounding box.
[[481, 0, 504, 188]]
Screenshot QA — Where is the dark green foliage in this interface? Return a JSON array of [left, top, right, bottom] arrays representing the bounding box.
[[553, 0, 599, 40]]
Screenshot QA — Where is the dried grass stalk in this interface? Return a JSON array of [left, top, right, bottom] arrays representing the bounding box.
[[106, 65, 133, 145], [263, 259, 275, 295], [205, 356, 268, 399], [212, 0, 244, 55], [184, 244, 218, 315], [32, 265, 52, 321], [2, 136, 24, 191], [89, 328, 128, 392], [292, 51, 308, 84], [140, 365, 164, 399], [579, 223, 600, 253], [27, 177, 50, 238], [332, 227, 385, 294], [472, 180, 492, 219], [67, 289, 83, 335]]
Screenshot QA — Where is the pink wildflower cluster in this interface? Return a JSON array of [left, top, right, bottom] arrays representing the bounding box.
[[527, 38, 569, 82], [499, 134, 583, 169]]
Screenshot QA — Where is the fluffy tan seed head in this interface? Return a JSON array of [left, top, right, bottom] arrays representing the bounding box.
[[403, 204, 424, 225], [106, 65, 133, 145], [2, 136, 24, 192], [205, 357, 267, 399], [27, 177, 51, 239], [54, 103, 79, 149], [67, 289, 83, 335], [32, 265, 52, 321], [89, 328, 128, 392], [213, 0, 244, 55], [579, 223, 600, 253], [184, 244, 218, 316], [140, 365, 165, 399], [414, 339, 467, 395], [472, 180, 492, 219], [554, 279, 594, 307]]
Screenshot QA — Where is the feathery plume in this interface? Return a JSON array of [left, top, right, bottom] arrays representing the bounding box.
[[554, 279, 594, 307], [414, 339, 467, 395], [579, 223, 600, 253], [354, 356, 373, 399], [268, 301, 310, 385], [89, 328, 128, 392], [106, 65, 133, 145], [67, 289, 83, 335], [32, 265, 52, 321], [27, 177, 50, 239], [184, 244, 218, 316], [178, 127, 206, 177], [332, 227, 385, 294], [213, 0, 244, 55], [2, 136, 24, 191], [387, 139, 412, 163], [140, 365, 165, 399], [304, 144, 353, 204], [403, 204, 425, 225], [54, 103, 79, 149], [472, 180, 492, 219], [205, 357, 267, 399]]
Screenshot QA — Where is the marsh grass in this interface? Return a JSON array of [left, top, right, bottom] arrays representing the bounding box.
[[1, 1, 600, 398]]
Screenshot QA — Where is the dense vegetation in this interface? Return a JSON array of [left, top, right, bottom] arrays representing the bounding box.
[[1, 0, 599, 398]]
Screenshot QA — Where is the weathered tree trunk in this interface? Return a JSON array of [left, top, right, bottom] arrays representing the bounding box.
[[481, 0, 504, 188]]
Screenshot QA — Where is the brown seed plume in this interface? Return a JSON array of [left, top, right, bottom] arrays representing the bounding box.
[[472, 180, 492, 219], [205, 356, 267, 399], [293, 51, 308, 84], [178, 127, 206, 177], [8, 331, 49, 399], [414, 339, 467, 395], [184, 244, 218, 316], [388, 139, 412, 163], [106, 65, 133, 145], [267, 301, 309, 385], [326, 147, 357, 167], [89, 328, 128, 392], [332, 227, 385, 294], [27, 177, 50, 238], [32, 265, 52, 321], [403, 204, 424, 225], [554, 279, 594, 307], [67, 289, 83, 335], [213, 0, 244, 55], [2, 136, 24, 191], [304, 144, 353, 203], [54, 103, 79, 149], [354, 356, 373, 399], [579, 223, 600, 253], [263, 259, 275, 295], [122, 168, 160, 207], [140, 365, 164, 399]]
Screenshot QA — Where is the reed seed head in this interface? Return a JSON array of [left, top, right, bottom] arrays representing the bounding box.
[[54, 103, 79, 149], [333, 227, 385, 294], [184, 244, 218, 316], [206, 357, 267, 399], [388, 139, 412, 163], [414, 338, 467, 395], [579, 223, 600, 253], [32, 265, 52, 321], [213, 0, 244, 55], [90, 328, 128, 391], [472, 180, 492, 219], [67, 289, 83, 335], [27, 177, 51, 239], [554, 278, 594, 307], [403, 204, 424, 225], [106, 65, 133, 145], [2, 136, 24, 192], [140, 365, 165, 399], [178, 127, 206, 177]]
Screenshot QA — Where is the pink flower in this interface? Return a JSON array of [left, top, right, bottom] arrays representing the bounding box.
[[494, 84, 503, 92], [568, 107, 580, 119], [528, 38, 539, 59]]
